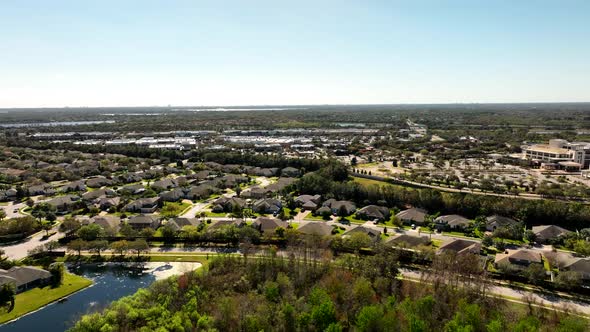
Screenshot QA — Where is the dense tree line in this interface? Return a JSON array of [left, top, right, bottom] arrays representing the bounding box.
[[69, 251, 586, 332]]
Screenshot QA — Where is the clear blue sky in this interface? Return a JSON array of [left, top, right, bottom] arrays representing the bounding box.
[[1, 0, 589, 107]]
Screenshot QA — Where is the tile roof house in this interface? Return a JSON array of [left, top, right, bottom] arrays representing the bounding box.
[[151, 178, 179, 191], [252, 217, 288, 234], [27, 184, 56, 196], [98, 197, 121, 210], [343, 225, 382, 239], [356, 205, 391, 221], [90, 215, 121, 233], [118, 184, 146, 195], [82, 188, 116, 202], [322, 199, 356, 216], [252, 198, 282, 214], [562, 258, 590, 280], [532, 225, 572, 243], [158, 188, 186, 202], [295, 194, 322, 206], [396, 208, 427, 225], [280, 167, 301, 177], [297, 222, 333, 236], [186, 184, 219, 200], [437, 239, 482, 255], [127, 214, 161, 230], [494, 249, 542, 269], [46, 194, 80, 214], [485, 215, 517, 232], [86, 177, 114, 188], [386, 234, 430, 248], [434, 214, 471, 230], [207, 219, 245, 232], [59, 180, 87, 193], [212, 197, 246, 212], [240, 186, 269, 199], [124, 197, 161, 213], [166, 217, 201, 232], [0, 266, 52, 293]]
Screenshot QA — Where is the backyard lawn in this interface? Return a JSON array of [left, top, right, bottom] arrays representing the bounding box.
[[0, 272, 92, 324]]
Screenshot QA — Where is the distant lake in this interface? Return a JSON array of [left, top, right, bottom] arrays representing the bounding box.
[[0, 121, 115, 128], [0, 262, 200, 332]]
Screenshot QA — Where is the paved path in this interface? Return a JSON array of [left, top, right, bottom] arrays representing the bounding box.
[[0, 228, 62, 260]]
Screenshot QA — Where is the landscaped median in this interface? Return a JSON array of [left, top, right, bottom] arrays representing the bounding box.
[[0, 272, 92, 324]]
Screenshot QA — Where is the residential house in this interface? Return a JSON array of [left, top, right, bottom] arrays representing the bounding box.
[[494, 249, 542, 270], [485, 215, 517, 232], [241, 186, 269, 199], [434, 214, 471, 230], [151, 178, 178, 191], [323, 199, 356, 216], [166, 217, 201, 232], [27, 184, 55, 196], [356, 205, 390, 221], [159, 188, 185, 202], [295, 194, 321, 206], [46, 194, 80, 214], [207, 219, 245, 232], [281, 167, 301, 177], [532, 225, 572, 243], [98, 197, 121, 210], [251, 217, 288, 234], [252, 198, 282, 214], [90, 215, 121, 234], [127, 214, 161, 230], [386, 234, 430, 248], [118, 184, 146, 195], [297, 222, 333, 236], [59, 180, 87, 193], [396, 208, 427, 226], [343, 225, 382, 239], [86, 177, 114, 188], [186, 185, 219, 200], [124, 197, 161, 213], [0, 266, 52, 293], [212, 197, 246, 213], [437, 239, 482, 255], [562, 258, 590, 280], [82, 188, 116, 202]]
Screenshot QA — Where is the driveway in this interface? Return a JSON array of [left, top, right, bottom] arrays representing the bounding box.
[[0, 228, 62, 260], [1, 201, 27, 219]]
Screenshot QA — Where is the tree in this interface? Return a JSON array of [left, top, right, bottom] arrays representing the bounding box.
[[523, 230, 536, 244], [45, 240, 60, 252], [0, 210, 6, 221], [110, 240, 129, 256], [355, 305, 384, 332], [67, 239, 87, 258], [140, 227, 155, 238], [160, 225, 177, 241], [523, 263, 546, 285], [0, 283, 15, 312], [88, 240, 109, 257], [482, 235, 493, 247], [129, 239, 150, 258], [59, 216, 82, 236], [31, 203, 56, 222], [48, 262, 64, 287], [120, 223, 138, 238], [555, 271, 582, 290], [77, 224, 104, 241]]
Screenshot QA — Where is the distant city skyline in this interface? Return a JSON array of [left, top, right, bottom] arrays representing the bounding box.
[[1, 1, 589, 108]]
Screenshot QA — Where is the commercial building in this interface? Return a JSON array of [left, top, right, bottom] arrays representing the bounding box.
[[523, 139, 590, 170]]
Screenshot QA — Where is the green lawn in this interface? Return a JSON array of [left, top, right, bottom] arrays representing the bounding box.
[[204, 211, 227, 218], [0, 272, 92, 324], [160, 201, 191, 218], [304, 214, 330, 221]]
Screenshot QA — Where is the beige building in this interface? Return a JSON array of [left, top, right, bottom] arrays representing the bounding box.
[[523, 139, 590, 170]]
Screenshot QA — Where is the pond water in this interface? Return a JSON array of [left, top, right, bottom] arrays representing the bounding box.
[[0, 262, 201, 332]]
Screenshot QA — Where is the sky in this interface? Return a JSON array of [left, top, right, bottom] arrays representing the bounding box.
[[0, 0, 589, 108]]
